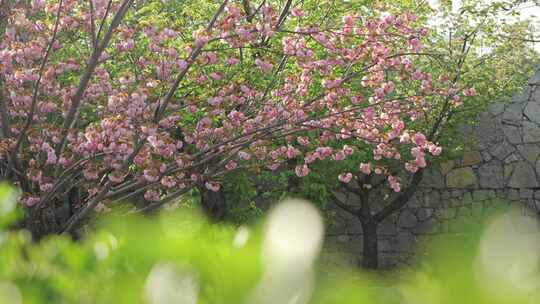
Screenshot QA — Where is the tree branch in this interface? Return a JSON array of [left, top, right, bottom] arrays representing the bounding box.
[[0, 0, 12, 139], [0, 79, 10, 138], [330, 190, 361, 216], [61, 136, 144, 234], [276, 0, 293, 29], [373, 169, 424, 222]]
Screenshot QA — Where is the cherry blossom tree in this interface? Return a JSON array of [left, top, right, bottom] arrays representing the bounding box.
[[213, 0, 539, 269], [0, 0, 475, 240]]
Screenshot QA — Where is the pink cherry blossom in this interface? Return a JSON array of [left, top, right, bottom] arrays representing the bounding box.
[[286, 146, 300, 159], [297, 137, 310, 146], [388, 175, 401, 192], [291, 8, 304, 17], [342, 145, 354, 156], [400, 132, 411, 144], [225, 160, 237, 170], [108, 171, 125, 184], [464, 87, 476, 97], [333, 151, 346, 161], [238, 151, 251, 160], [413, 133, 427, 146], [205, 181, 221, 192], [161, 176, 176, 188], [359, 163, 371, 174], [143, 169, 160, 182], [23, 196, 40, 207], [295, 164, 310, 177], [144, 189, 160, 202], [338, 172, 353, 183], [255, 58, 273, 73]]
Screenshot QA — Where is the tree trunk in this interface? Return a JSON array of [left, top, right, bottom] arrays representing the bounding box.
[[360, 220, 379, 269], [199, 186, 227, 222], [23, 200, 72, 240]]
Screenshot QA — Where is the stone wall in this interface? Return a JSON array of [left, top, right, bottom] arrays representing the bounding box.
[[322, 67, 540, 269]]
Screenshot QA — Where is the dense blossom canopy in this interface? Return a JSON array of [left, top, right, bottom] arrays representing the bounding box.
[[0, 0, 474, 230]]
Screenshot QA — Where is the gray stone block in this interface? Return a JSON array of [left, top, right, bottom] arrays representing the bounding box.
[[472, 190, 490, 201], [462, 151, 483, 166], [378, 220, 397, 236], [520, 189, 534, 199], [408, 194, 422, 208], [397, 209, 418, 228], [378, 239, 393, 252], [507, 161, 540, 188], [523, 121, 540, 143], [503, 102, 523, 121], [529, 70, 540, 85], [508, 189, 520, 201], [488, 102, 505, 116], [481, 151, 493, 162], [462, 191, 473, 203], [439, 208, 457, 220], [502, 124, 522, 144], [414, 218, 438, 234], [441, 191, 451, 200], [456, 206, 472, 217], [396, 232, 416, 252], [420, 168, 445, 189], [472, 202, 483, 217], [416, 208, 433, 221], [423, 191, 441, 207], [451, 190, 464, 198], [517, 144, 540, 164], [489, 141, 516, 160], [525, 102, 540, 124], [446, 168, 478, 188]]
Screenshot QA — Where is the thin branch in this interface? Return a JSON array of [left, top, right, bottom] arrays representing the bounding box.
[[373, 170, 424, 222], [0, 80, 10, 138], [135, 187, 192, 213], [0, 1, 11, 139], [88, 0, 97, 48], [61, 136, 144, 234], [276, 0, 293, 29], [330, 190, 361, 215], [242, 0, 253, 21], [96, 0, 114, 41]]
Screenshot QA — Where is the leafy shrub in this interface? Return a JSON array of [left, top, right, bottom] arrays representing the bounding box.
[[0, 183, 538, 303]]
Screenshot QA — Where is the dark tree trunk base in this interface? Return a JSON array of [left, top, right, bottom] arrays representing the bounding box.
[[22, 201, 73, 240], [199, 187, 227, 222], [361, 220, 379, 269]]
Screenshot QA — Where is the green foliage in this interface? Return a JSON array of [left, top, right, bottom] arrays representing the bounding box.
[[0, 184, 20, 228], [1, 184, 540, 303], [226, 201, 264, 225]]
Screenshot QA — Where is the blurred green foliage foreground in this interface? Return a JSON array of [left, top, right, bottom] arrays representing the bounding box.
[[0, 183, 539, 304]]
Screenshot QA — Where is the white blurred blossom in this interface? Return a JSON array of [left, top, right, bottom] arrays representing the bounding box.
[[249, 199, 324, 304], [144, 263, 199, 304], [475, 211, 540, 294]]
